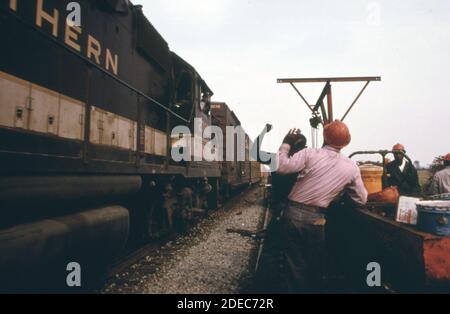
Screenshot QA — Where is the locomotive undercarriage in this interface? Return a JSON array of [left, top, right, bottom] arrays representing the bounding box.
[[0, 173, 219, 291]]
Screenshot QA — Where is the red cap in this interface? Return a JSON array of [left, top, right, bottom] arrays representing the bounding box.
[[392, 143, 406, 153], [444, 153, 450, 162], [323, 120, 351, 149]]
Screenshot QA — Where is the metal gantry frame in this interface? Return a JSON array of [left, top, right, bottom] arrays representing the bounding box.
[[277, 76, 381, 126]]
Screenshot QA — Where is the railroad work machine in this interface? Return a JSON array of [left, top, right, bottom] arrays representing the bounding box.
[[0, 0, 262, 290]]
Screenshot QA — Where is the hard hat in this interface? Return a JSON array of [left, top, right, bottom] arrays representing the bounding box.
[[323, 120, 351, 149], [392, 143, 406, 153]]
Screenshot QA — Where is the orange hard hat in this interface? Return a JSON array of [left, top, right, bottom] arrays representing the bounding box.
[[392, 143, 406, 153], [323, 120, 351, 149]]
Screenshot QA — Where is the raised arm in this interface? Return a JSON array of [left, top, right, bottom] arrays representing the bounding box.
[[277, 144, 309, 174]]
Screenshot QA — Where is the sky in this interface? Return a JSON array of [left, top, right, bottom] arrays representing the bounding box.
[[134, 0, 450, 166]]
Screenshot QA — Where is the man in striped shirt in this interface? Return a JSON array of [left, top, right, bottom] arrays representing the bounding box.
[[277, 120, 367, 292]]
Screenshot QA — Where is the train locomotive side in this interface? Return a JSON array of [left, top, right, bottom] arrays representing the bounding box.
[[0, 0, 224, 289], [210, 102, 262, 201]]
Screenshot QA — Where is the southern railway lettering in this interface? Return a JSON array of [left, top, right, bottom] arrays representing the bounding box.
[[9, 0, 119, 76]]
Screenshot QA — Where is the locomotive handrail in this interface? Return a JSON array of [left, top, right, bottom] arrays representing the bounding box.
[[4, 8, 190, 123]]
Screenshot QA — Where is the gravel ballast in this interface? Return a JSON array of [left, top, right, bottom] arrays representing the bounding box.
[[102, 187, 265, 294]]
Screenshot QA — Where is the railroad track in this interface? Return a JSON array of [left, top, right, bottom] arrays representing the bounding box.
[[106, 234, 178, 283], [101, 185, 264, 293], [254, 204, 271, 273]]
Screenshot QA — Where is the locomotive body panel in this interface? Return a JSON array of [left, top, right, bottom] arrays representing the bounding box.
[[0, 0, 220, 177]]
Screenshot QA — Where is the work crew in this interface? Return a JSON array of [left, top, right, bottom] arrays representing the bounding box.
[[430, 153, 450, 195], [386, 144, 421, 196], [277, 120, 368, 292]]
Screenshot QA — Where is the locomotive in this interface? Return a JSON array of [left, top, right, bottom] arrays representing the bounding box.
[[210, 102, 262, 200], [0, 0, 261, 289]]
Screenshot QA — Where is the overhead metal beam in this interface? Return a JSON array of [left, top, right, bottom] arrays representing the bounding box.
[[319, 101, 328, 125], [327, 84, 333, 123], [277, 76, 381, 83], [341, 81, 371, 122], [289, 83, 315, 115], [313, 82, 330, 111], [279, 75, 381, 129], [313, 82, 330, 124]]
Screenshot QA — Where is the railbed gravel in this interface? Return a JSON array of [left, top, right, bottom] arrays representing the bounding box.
[[102, 187, 265, 294]]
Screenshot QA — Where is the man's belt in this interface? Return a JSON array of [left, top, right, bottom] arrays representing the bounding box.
[[288, 200, 327, 214]]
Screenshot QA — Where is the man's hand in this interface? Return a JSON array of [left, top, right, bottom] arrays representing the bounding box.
[[282, 128, 302, 146]]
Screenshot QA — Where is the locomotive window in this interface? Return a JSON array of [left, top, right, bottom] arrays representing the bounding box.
[[200, 91, 211, 115], [177, 72, 192, 100], [173, 72, 194, 120]]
